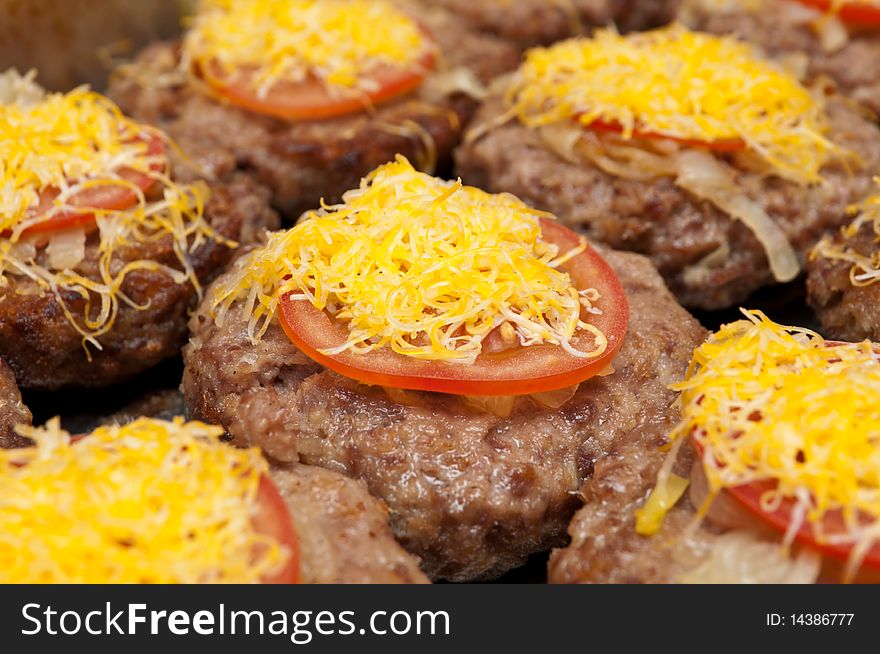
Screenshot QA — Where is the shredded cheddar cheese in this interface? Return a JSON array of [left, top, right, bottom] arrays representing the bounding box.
[[209, 156, 606, 364], [812, 179, 880, 285], [0, 69, 232, 350], [641, 310, 880, 578], [0, 417, 289, 583], [183, 0, 433, 96], [504, 25, 836, 184]]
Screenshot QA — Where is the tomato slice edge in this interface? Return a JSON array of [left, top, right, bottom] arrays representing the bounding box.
[[14, 132, 166, 237], [199, 47, 436, 122], [585, 118, 747, 152], [690, 335, 880, 574], [796, 0, 880, 25], [279, 218, 629, 396]]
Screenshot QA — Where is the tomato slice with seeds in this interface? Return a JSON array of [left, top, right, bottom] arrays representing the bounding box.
[[279, 218, 629, 396], [197, 46, 436, 122], [586, 119, 747, 152], [796, 0, 880, 26], [18, 132, 166, 237]]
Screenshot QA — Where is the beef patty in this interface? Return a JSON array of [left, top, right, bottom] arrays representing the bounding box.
[[108, 5, 520, 222], [455, 94, 880, 310], [423, 0, 678, 49], [0, 357, 31, 449], [182, 245, 706, 581], [807, 221, 880, 342], [548, 426, 717, 583], [0, 173, 279, 390], [270, 463, 429, 584], [679, 0, 880, 116]]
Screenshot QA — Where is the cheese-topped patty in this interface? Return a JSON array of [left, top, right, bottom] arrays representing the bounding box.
[[504, 25, 835, 184], [183, 0, 433, 95], [0, 69, 230, 348], [209, 157, 603, 363], [641, 310, 880, 577], [0, 417, 288, 583]]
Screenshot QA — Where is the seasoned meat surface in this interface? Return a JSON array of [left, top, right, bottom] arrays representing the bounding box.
[[269, 464, 430, 584], [108, 5, 520, 221], [548, 434, 716, 583], [0, 357, 31, 449], [808, 222, 880, 342], [0, 173, 278, 390], [680, 0, 880, 115], [183, 246, 706, 580], [426, 0, 678, 48], [455, 93, 880, 309]]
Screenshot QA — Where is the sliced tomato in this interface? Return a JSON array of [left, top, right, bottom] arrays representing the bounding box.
[[198, 47, 436, 121], [18, 132, 166, 237], [585, 118, 747, 153], [796, 0, 880, 26], [691, 335, 880, 577], [279, 218, 629, 396], [724, 479, 880, 574], [252, 475, 301, 584]]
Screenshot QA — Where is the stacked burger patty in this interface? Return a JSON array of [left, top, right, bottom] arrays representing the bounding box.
[[2, 0, 880, 585]]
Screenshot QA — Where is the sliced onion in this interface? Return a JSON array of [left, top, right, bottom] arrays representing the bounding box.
[[45, 226, 86, 271], [463, 394, 517, 418], [816, 15, 849, 53], [530, 384, 579, 409], [675, 149, 800, 282], [680, 530, 822, 584], [420, 67, 486, 103]]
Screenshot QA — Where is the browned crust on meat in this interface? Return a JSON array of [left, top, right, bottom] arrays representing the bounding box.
[[455, 94, 880, 309], [0, 173, 279, 390], [269, 463, 429, 584], [0, 357, 31, 449], [107, 8, 520, 222], [182, 245, 705, 580], [548, 435, 716, 583], [425, 0, 677, 49], [807, 222, 880, 342], [680, 0, 880, 115]]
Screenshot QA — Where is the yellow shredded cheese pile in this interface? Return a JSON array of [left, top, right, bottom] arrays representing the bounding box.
[[0, 417, 289, 583], [0, 69, 231, 350], [644, 310, 880, 575], [504, 25, 836, 183], [210, 156, 605, 363], [183, 0, 432, 96], [812, 180, 880, 285]]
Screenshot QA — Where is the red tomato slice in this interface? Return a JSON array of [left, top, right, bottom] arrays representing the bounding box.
[[278, 218, 629, 396], [726, 479, 880, 573], [691, 337, 880, 576], [796, 0, 880, 26], [586, 119, 747, 153], [252, 475, 301, 584], [198, 47, 436, 121], [19, 132, 166, 237]]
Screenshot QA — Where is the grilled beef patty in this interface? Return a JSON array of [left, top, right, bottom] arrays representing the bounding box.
[[182, 245, 705, 581], [270, 463, 430, 584], [0, 357, 31, 448], [423, 0, 677, 49], [455, 94, 880, 309], [108, 5, 520, 222], [807, 221, 880, 342], [680, 0, 880, 115], [0, 173, 278, 390]]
